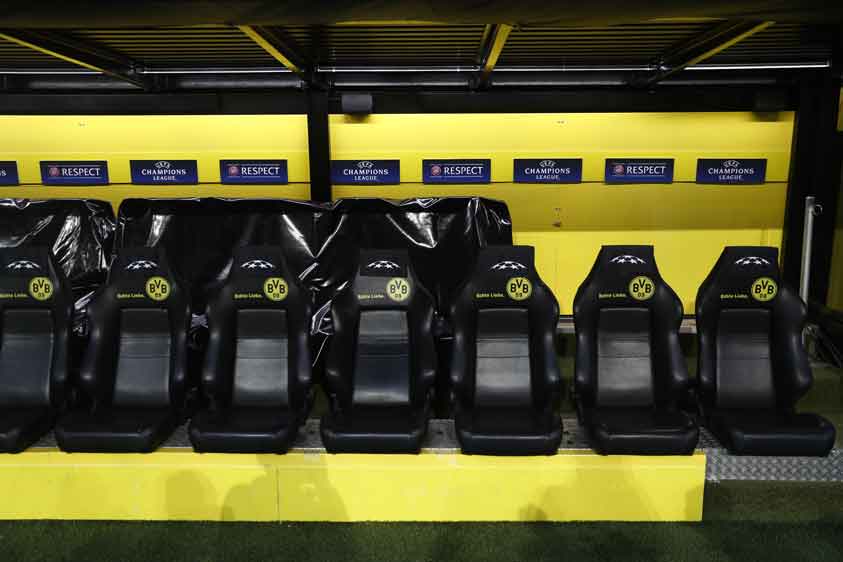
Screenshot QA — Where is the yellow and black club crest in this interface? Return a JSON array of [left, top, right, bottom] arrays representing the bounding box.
[[506, 277, 532, 301], [145, 276, 171, 301], [263, 277, 288, 301], [28, 277, 53, 301], [628, 275, 655, 301]]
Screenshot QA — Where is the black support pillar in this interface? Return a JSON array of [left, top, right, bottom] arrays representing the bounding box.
[[307, 89, 332, 202]]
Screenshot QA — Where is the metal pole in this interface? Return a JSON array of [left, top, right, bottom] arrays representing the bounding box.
[[799, 196, 823, 303]]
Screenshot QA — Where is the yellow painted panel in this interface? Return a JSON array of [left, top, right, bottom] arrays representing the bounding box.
[[0, 184, 312, 214], [0, 114, 310, 184], [0, 449, 705, 522], [331, 113, 791, 312], [0, 450, 278, 521], [279, 452, 706, 522], [330, 112, 794, 182]]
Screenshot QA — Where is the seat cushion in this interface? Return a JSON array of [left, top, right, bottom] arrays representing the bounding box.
[[585, 407, 699, 455], [456, 409, 562, 456], [320, 406, 427, 454], [189, 408, 297, 453], [709, 410, 836, 456], [0, 408, 53, 453], [55, 408, 177, 453]]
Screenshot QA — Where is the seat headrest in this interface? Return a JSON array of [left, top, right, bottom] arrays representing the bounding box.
[[353, 248, 415, 309], [700, 246, 782, 308], [0, 246, 66, 308], [108, 246, 179, 306], [468, 245, 539, 307], [227, 245, 297, 307], [582, 245, 662, 306]]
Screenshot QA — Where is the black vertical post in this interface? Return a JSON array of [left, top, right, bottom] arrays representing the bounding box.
[[307, 88, 331, 202], [781, 31, 843, 304]]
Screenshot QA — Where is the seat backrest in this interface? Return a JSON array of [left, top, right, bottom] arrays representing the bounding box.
[[0, 246, 71, 409], [450, 245, 559, 411], [326, 248, 436, 412], [203, 246, 311, 410], [696, 247, 809, 411], [573, 246, 686, 410], [80, 247, 188, 410]]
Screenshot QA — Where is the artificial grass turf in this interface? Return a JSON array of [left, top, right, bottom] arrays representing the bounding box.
[[0, 520, 841, 562]]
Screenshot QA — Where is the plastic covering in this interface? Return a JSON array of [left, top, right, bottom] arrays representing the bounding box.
[[116, 197, 513, 313], [0, 198, 116, 308]]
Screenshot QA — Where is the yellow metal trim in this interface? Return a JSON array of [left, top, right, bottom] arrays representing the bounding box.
[[0, 450, 705, 522], [0, 32, 110, 75], [480, 24, 513, 79], [683, 22, 775, 70], [237, 25, 303, 75]]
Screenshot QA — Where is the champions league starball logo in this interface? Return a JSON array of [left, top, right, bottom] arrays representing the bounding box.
[[367, 260, 400, 271], [6, 260, 41, 271], [735, 256, 770, 266], [430, 165, 442, 176], [723, 160, 741, 168], [241, 259, 275, 270], [126, 260, 158, 271], [539, 160, 556, 168], [48, 166, 61, 177], [227, 165, 240, 176], [155, 160, 171, 170], [357, 161, 374, 169], [612, 164, 625, 175], [491, 261, 527, 271], [610, 255, 646, 265]]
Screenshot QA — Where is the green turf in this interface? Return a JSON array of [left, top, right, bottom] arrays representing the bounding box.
[[0, 520, 840, 562]]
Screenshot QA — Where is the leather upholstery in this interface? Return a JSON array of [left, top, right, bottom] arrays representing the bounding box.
[[0, 247, 71, 452], [189, 246, 312, 453], [321, 249, 436, 453], [450, 245, 562, 455], [55, 247, 189, 452], [696, 246, 835, 456], [574, 246, 698, 455]]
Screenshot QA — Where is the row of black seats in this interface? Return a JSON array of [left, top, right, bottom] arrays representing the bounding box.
[[0, 243, 835, 457]]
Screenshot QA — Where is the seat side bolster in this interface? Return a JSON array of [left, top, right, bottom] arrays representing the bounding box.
[[79, 290, 120, 408], [169, 285, 190, 409], [533, 284, 561, 410], [773, 285, 812, 408], [449, 292, 473, 409], [323, 291, 355, 407], [202, 289, 236, 410], [414, 301, 437, 398], [293, 302, 313, 396]]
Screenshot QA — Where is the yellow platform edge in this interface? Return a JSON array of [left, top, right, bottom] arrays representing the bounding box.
[[0, 449, 705, 522]]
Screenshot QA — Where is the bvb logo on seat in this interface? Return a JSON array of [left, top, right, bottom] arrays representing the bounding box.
[[751, 276, 777, 302], [506, 276, 532, 301], [145, 276, 170, 301], [28, 276, 53, 301], [263, 277, 288, 301], [628, 275, 654, 301], [386, 277, 411, 302]]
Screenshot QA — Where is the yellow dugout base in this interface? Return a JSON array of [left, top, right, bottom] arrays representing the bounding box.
[[0, 449, 705, 522]]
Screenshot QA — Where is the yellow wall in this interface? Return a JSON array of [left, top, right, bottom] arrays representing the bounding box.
[[330, 112, 794, 313], [0, 115, 312, 209], [0, 112, 793, 313]]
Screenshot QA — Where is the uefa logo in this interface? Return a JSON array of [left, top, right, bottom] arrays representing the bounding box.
[[48, 166, 60, 177], [430, 164, 442, 176], [155, 160, 171, 169], [613, 164, 625, 175], [357, 161, 374, 169], [227, 165, 240, 176], [723, 159, 741, 168], [539, 160, 556, 168]]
